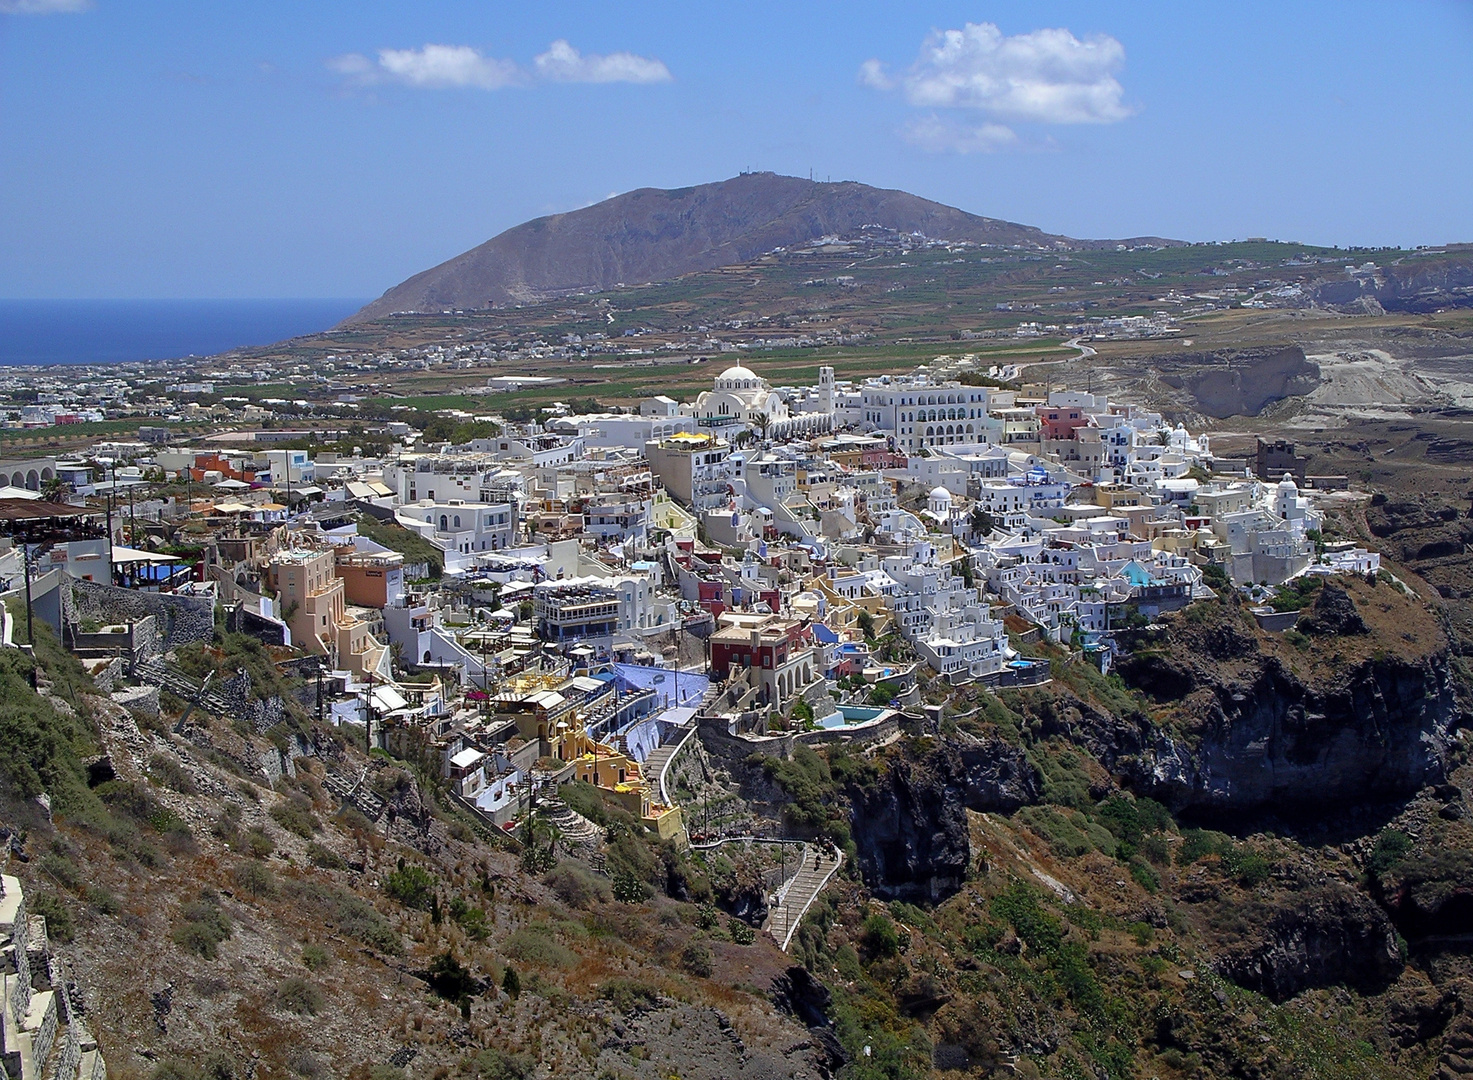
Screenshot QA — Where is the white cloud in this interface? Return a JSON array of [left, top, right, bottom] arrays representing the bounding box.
[[375, 44, 522, 90], [863, 21, 1130, 126], [0, 0, 91, 13], [857, 58, 893, 92], [328, 40, 671, 93], [534, 39, 671, 84], [901, 115, 1019, 154]]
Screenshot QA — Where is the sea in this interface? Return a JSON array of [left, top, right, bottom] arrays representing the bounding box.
[[0, 298, 371, 367]]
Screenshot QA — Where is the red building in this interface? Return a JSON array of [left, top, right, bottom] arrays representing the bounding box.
[[1036, 405, 1088, 441], [709, 621, 792, 680]]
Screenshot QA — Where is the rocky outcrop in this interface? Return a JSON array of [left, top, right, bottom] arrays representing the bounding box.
[[1110, 602, 1460, 819], [1159, 347, 1322, 418], [1214, 884, 1403, 1001], [1297, 583, 1368, 636], [848, 752, 970, 903], [847, 738, 1038, 902]]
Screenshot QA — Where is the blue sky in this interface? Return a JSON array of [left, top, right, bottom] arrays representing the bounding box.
[[2, 1, 1470, 298]]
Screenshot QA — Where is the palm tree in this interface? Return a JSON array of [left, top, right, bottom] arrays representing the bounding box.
[[753, 412, 771, 445]]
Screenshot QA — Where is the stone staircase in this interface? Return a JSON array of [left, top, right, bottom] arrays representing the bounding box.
[[764, 845, 844, 952], [323, 769, 387, 821], [133, 658, 238, 719], [541, 799, 604, 863]]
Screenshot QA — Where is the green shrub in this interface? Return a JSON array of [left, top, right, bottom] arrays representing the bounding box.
[[1223, 848, 1273, 888], [384, 864, 436, 909], [232, 861, 278, 899], [543, 861, 610, 908], [0, 635, 101, 820], [1129, 859, 1161, 893], [244, 827, 274, 859], [301, 943, 330, 971], [729, 917, 756, 945], [990, 882, 1062, 954], [172, 913, 226, 954], [282, 878, 401, 954], [448, 896, 490, 940], [29, 892, 74, 943], [501, 966, 520, 999], [148, 753, 197, 795], [426, 950, 479, 1002], [1026, 741, 1095, 810], [868, 680, 901, 705], [84, 884, 119, 915], [505, 924, 576, 969], [681, 939, 714, 977], [863, 912, 901, 957], [611, 868, 651, 904], [1096, 794, 1173, 846], [461, 1048, 533, 1080], [305, 842, 345, 870], [275, 976, 324, 1015], [269, 793, 319, 838], [1368, 829, 1412, 881], [1017, 805, 1114, 857], [40, 852, 80, 890], [758, 744, 841, 836], [696, 902, 720, 930], [599, 976, 661, 1013], [1178, 828, 1232, 866]]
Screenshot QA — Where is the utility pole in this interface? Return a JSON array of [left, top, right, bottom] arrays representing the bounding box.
[[21, 538, 33, 648], [103, 465, 114, 580]]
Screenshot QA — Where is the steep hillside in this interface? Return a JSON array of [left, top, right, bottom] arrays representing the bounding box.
[[0, 623, 834, 1080], [348, 172, 1178, 321]]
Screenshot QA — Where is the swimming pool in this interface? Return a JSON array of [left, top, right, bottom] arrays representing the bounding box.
[[816, 705, 892, 729]]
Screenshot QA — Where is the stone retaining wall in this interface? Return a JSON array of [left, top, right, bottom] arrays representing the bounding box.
[[66, 578, 214, 650]]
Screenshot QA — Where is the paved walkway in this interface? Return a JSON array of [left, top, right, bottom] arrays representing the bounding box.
[[764, 845, 843, 952]]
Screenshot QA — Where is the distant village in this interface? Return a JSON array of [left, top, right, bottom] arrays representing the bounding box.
[[0, 351, 1381, 956]]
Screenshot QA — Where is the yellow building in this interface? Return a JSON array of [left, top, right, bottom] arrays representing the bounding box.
[[267, 545, 389, 678], [550, 720, 685, 844]]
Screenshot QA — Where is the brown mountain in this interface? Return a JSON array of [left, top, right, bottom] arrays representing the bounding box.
[[346, 172, 1178, 322]]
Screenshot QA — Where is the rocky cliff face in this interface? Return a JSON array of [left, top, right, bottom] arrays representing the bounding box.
[[1111, 590, 1461, 820], [1214, 884, 1404, 1001], [1311, 259, 1473, 314], [846, 737, 1037, 902], [1153, 346, 1322, 418]]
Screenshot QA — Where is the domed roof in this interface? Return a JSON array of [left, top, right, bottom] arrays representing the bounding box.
[[930, 485, 953, 501], [1278, 473, 1298, 490], [718, 365, 758, 382]]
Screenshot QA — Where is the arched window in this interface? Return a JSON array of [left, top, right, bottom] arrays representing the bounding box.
[[439, 514, 448, 530], [453, 514, 461, 528]]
